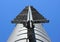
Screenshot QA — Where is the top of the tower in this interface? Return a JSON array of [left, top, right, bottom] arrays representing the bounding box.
[[12, 6, 49, 23]]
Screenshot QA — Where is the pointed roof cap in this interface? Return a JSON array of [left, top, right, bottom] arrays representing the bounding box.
[[12, 6, 49, 23]]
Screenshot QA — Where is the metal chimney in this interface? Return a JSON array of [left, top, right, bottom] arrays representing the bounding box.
[[7, 6, 51, 42]]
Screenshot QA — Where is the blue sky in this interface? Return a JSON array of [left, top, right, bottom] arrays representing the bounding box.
[[0, 0, 60, 42]]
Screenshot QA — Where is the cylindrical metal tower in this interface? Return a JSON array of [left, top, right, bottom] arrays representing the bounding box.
[[7, 6, 51, 42]]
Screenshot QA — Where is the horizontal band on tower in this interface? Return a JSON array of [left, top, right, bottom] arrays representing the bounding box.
[[15, 38, 44, 42], [17, 32, 50, 42]]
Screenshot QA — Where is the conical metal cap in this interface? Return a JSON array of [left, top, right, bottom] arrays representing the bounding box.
[[12, 6, 49, 23]]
